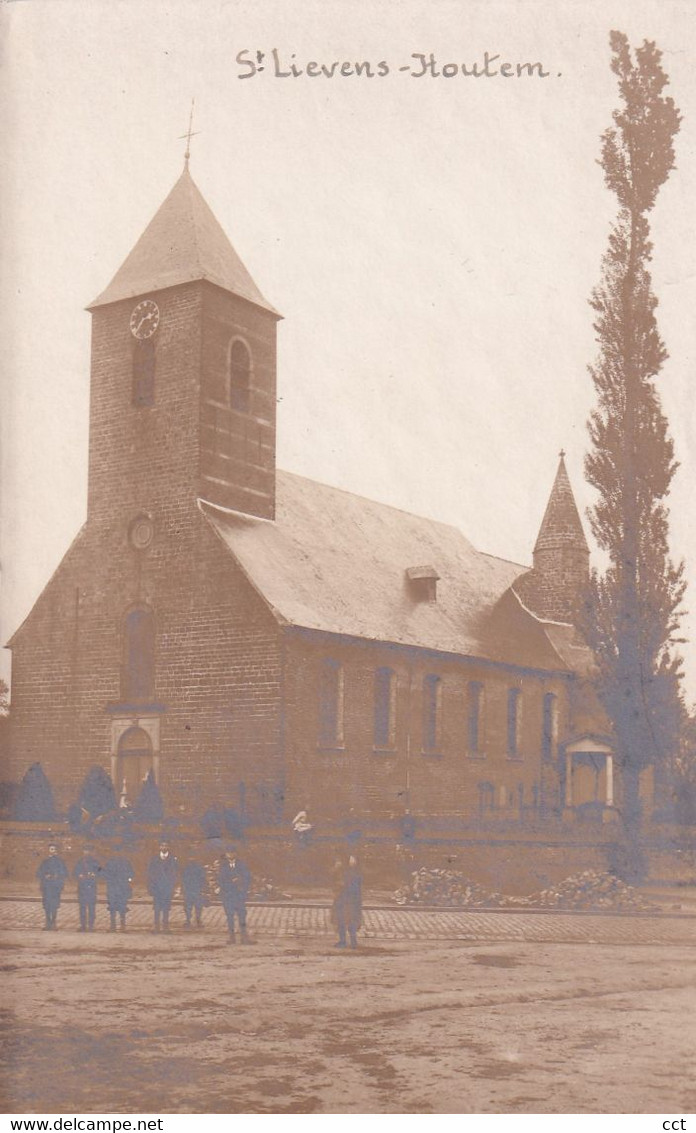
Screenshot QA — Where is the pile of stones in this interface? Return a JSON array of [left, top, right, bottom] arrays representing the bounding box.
[[393, 867, 503, 908], [249, 877, 293, 902], [393, 867, 655, 912], [517, 869, 655, 912]]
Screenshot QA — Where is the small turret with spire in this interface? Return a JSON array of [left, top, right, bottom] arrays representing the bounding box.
[[516, 451, 590, 623]]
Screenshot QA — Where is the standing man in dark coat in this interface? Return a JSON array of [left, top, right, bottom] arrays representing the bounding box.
[[218, 849, 252, 944], [103, 851, 134, 931], [331, 855, 363, 949], [73, 847, 101, 932], [181, 858, 207, 929], [147, 842, 178, 932], [37, 844, 68, 931]]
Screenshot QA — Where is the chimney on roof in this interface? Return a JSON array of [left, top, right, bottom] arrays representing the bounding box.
[[406, 565, 440, 603]]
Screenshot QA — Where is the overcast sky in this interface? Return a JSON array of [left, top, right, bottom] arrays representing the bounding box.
[[2, 0, 695, 702]]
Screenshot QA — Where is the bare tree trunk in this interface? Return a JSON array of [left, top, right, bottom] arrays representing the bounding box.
[[615, 763, 647, 882]]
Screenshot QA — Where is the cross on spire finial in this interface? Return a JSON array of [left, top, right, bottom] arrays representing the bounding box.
[[179, 99, 200, 170], [559, 448, 566, 460]]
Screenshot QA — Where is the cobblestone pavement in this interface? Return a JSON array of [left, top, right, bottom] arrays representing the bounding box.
[[1, 897, 694, 944]]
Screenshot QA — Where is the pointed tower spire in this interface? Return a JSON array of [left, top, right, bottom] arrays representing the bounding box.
[[88, 168, 279, 314], [534, 451, 589, 559], [517, 452, 590, 623]]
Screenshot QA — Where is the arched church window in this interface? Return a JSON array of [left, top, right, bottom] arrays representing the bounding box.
[[122, 606, 155, 701], [507, 688, 522, 757], [132, 339, 155, 407], [542, 692, 558, 761], [318, 659, 344, 748], [422, 674, 442, 753], [467, 681, 484, 755], [229, 339, 251, 413], [374, 667, 396, 749]]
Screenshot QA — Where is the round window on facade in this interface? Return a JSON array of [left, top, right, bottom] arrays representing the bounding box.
[[128, 514, 154, 550]]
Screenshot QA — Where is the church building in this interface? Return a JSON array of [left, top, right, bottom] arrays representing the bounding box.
[[7, 164, 620, 829]]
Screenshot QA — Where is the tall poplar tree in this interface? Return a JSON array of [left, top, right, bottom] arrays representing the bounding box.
[[583, 32, 685, 850]]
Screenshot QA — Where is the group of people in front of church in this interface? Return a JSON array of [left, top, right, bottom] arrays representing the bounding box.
[[37, 842, 253, 943], [36, 841, 363, 948]]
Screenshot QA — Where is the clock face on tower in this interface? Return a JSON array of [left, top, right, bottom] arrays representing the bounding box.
[[129, 299, 160, 339]]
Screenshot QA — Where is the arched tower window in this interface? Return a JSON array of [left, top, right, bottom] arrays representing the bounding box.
[[229, 339, 251, 413], [132, 339, 155, 407], [122, 607, 155, 701]]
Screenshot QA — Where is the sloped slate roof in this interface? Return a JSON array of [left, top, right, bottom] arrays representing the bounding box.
[[89, 168, 279, 315], [201, 471, 569, 671], [534, 454, 589, 554], [539, 621, 596, 678]]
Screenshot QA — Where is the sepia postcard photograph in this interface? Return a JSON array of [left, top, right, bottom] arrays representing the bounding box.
[[1, 0, 695, 1120]]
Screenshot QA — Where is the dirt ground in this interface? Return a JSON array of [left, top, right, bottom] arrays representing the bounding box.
[[1, 929, 694, 1114]]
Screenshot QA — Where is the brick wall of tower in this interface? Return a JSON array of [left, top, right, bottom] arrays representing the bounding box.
[[520, 545, 590, 623], [199, 283, 278, 519], [87, 284, 204, 523]]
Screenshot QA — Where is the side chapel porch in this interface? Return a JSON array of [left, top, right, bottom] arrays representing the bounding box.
[[559, 733, 654, 822]]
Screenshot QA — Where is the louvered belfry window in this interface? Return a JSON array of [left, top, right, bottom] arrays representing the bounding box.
[[132, 339, 155, 407]]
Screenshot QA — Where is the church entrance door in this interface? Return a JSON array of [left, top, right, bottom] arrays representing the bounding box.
[[116, 726, 154, 807]]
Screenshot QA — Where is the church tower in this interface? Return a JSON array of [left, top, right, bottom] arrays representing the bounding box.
[[7, 164, 286, 815], [87, 166, 281, 525], [517, 453, 590, 622]]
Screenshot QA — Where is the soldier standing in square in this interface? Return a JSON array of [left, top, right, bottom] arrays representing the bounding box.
[[73, 846, 101, 932], [181, 857, 207, 929], [331, 854, 363, 949], [104, 850, 134, 931], [37, 844, 68, 931], [147, 841, 179, 933], [218, 849, 252, 944]]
